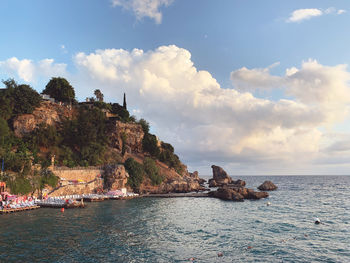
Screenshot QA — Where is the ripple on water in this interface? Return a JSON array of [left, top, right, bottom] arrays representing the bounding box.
[[0, 176, 350, 262]]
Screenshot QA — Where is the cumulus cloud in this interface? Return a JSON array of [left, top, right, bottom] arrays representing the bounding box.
[[111, 0, 174, 24], [231, 59, 350, 125], [73, 45, 336, 170], [286, 7, 345, 23], [0, 57, 67, 83], [230, 63, 284, 92]]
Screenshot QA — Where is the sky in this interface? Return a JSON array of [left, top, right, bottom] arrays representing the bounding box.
[[1, 0, 350, 175]]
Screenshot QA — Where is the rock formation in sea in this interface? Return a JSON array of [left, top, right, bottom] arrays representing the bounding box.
[[258, 181, 277, 191], [208, 165, 269, 201], [208, 165, 232, 187]]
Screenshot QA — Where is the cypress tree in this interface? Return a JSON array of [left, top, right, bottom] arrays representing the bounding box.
[[123, 93, 127, 110]]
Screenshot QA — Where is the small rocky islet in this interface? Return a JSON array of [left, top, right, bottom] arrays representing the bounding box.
[[207, 165, 277, 202]]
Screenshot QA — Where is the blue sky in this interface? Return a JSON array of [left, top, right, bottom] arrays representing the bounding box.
[[2, 0, 350, 89], [1, 0, 350, 175]]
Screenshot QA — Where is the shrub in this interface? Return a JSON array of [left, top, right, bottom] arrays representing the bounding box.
[[142, 133, 160, 157], [7, 175, 32, 195], [138, 119, 150, 134], [93, 101, 111, 111], [0, 117, 10, 146], [143, 157, 163, 185], [32, 124, 61, 148], [124, 158, 144, 191], [159, 149, 183, 175], [40, 169, 59, 188], [111, 103, 130, 122], [161, 142, 174, 153]]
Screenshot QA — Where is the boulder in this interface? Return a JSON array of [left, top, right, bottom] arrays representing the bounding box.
[[209, 165, 232, 187], [231, 191, 245, 202], [231, 179, 246, 187], [258, 181, 277, 191], [246, 190, 269, 200], [211, 187, 244, 201], [189, 171, 206, 185], [157, 177, 201, 193], [208, 178, 218, 187]]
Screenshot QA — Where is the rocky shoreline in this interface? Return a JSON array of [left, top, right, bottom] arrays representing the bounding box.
[[139, 165, 277, 202]]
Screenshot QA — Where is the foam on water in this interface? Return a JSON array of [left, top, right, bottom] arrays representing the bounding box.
[[0, 176, 349, 262]]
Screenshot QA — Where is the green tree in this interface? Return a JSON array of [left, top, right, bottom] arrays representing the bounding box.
[[142, 133, 160, 157], [124, 158, 144, 191], [12, 84, 42, 115], [94, 89, 104, 102], [43, 77, 76, 104], [138, 118, 150, 134], [0, 79, 15, 120], [0, 117, 9, 146]]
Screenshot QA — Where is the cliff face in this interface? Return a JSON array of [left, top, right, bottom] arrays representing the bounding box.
[[126, 153, 204, 194], [12, 102, 203, 194], [13, 101, 74, 137], [103, 164, 129, 190], [108, 120, 144, 153]]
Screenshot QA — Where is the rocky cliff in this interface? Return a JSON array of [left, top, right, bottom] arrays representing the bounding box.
[[13, 101, 74, 137], [127, 153, 204, 194], [12, 101, 204, 195], [108, 120, 144, 153]]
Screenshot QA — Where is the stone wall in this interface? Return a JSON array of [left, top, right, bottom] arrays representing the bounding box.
[[46, 167, 104, 196], [53, 167, 103, 182], [48, 179, 103, 197]]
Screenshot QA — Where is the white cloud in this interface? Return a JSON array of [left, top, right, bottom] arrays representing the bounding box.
[[3, 46, 350, 174], [287, 8, 323, 23], [73, 46, 336, 171], [286, 7, 345, 23], [111, 0, 174, 24], [231, 59, 350, 125], [230, 63, 284, 92], [0, 57, 67, 83]]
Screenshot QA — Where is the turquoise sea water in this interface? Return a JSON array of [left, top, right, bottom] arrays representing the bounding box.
[[0, 176, 350, 263]]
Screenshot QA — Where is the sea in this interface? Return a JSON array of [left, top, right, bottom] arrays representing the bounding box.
[[0, 175, 349, 263]]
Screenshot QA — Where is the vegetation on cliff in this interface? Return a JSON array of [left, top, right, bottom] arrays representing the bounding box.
[[0, 77, 186, 194], [43, 77, 76, 104]]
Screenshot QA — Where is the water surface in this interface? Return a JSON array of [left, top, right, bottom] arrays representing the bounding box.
[[0, 176, 349, 262]]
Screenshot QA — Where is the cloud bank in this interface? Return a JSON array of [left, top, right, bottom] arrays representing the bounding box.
[[111, 0, 174, 24], [2, 46, 350, 174]]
